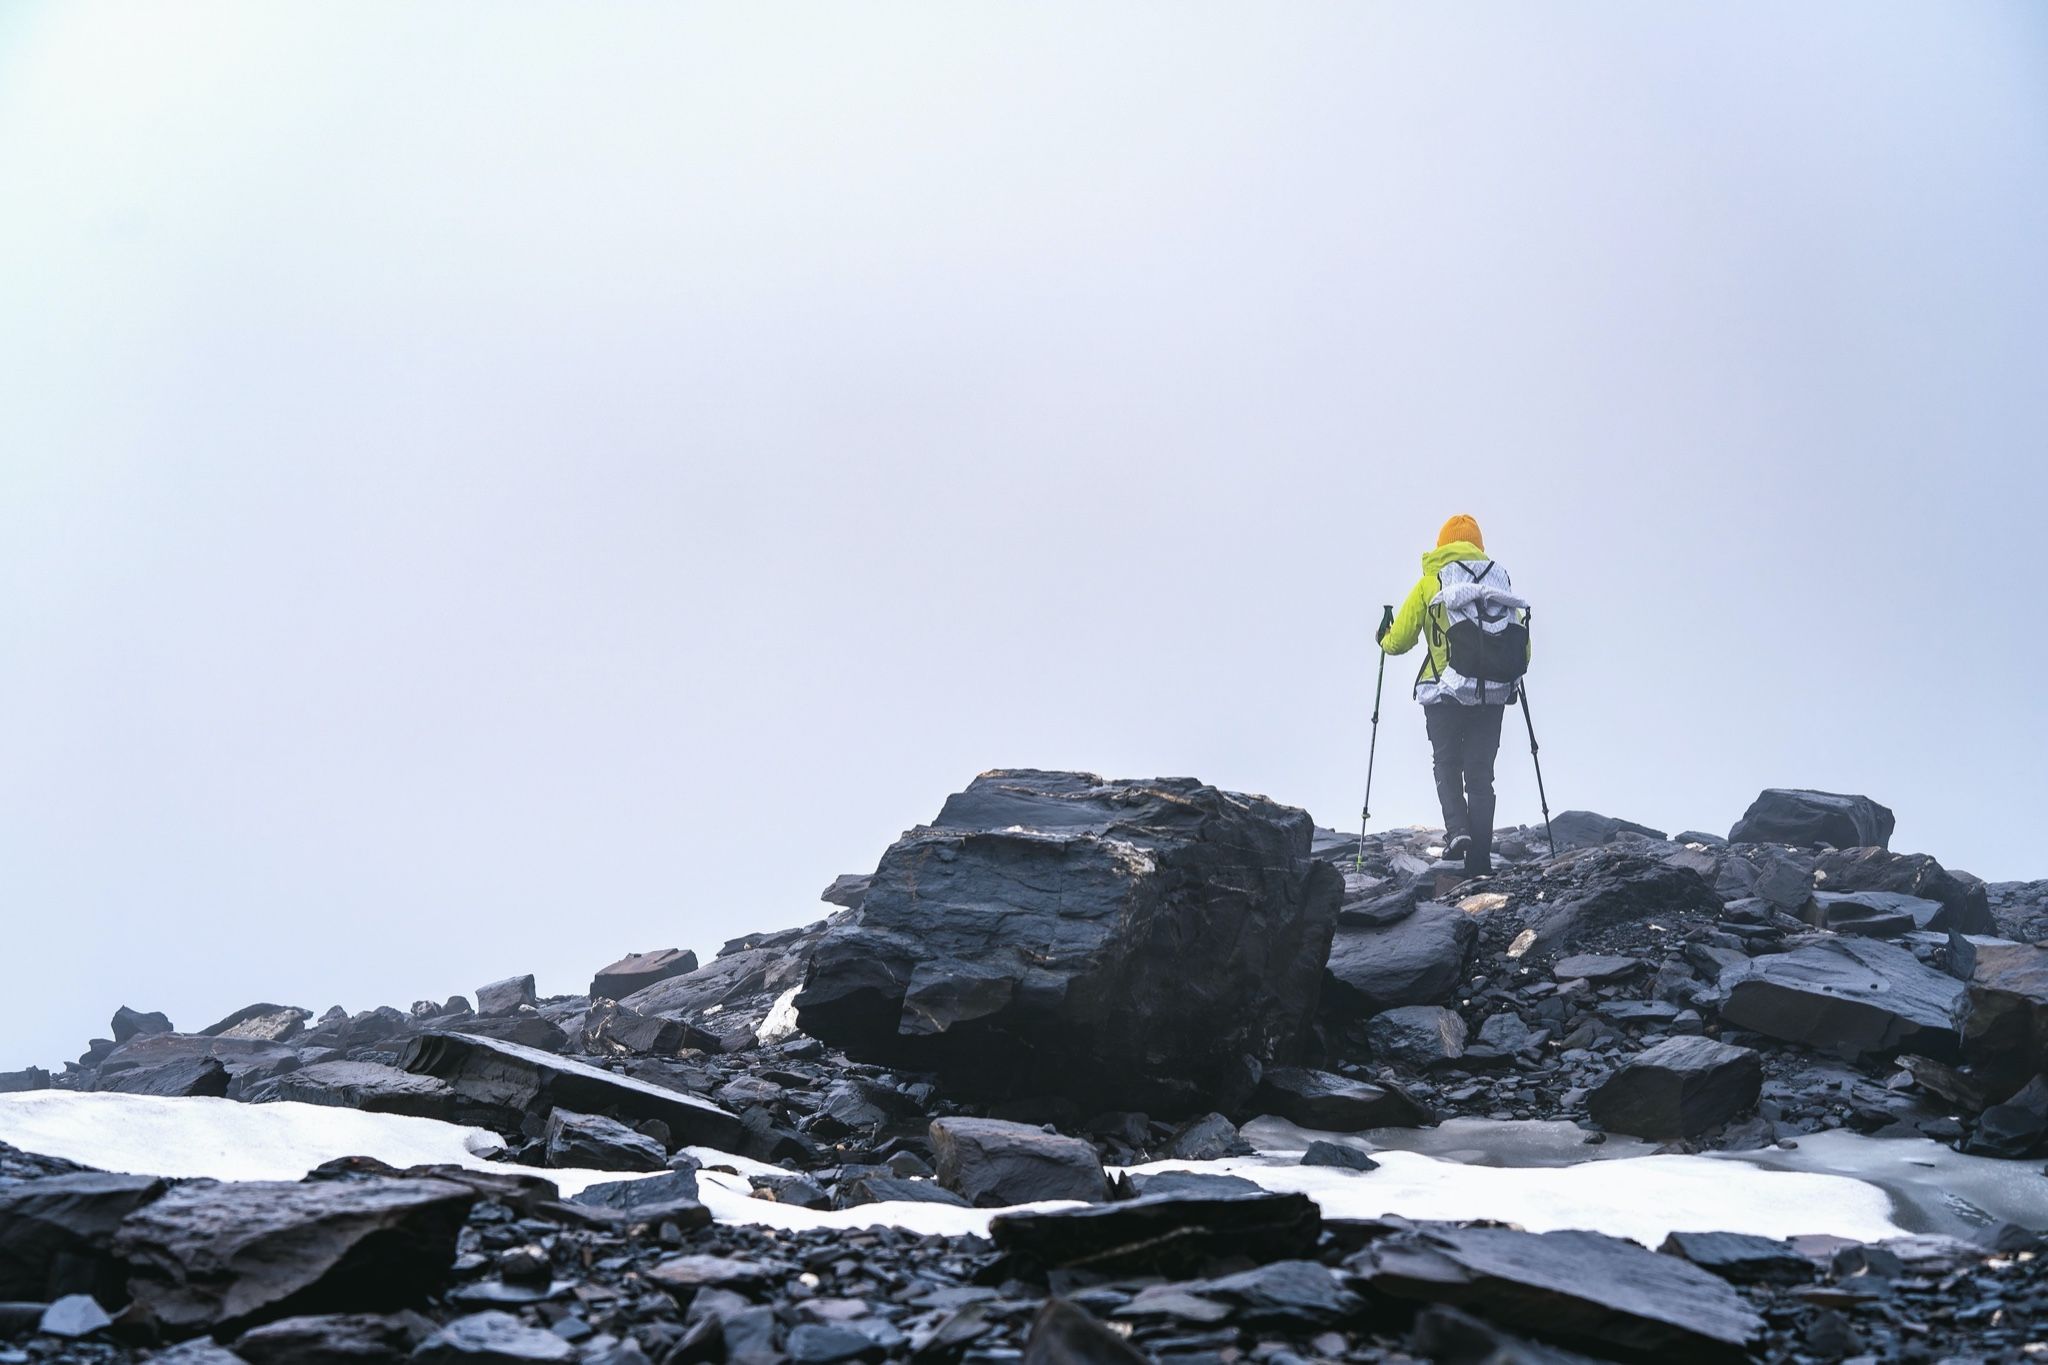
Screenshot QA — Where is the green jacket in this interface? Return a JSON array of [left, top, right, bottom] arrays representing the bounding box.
[[1379, 540, 1499, 692]]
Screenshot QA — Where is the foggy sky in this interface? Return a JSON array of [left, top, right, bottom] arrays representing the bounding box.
[[3, 2, 2045, 1071]]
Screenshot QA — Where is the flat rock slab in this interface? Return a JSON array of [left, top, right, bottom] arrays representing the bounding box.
[[398, 1031, 741, 1148], [1588, 1036, 1762, 1139], [991, 1191, 1320, 1276], [1350, 1225, 1763, 1362], [590, 949, 700, 1003], [234, 1311, 435, 1365], [1658, 1231, 1816, 1285], [112, 1176, 477, 1335], [414, 1309, 575, 1363], [929, 1117, 1107, 1207], [1255, 1067, 1432, 1131], [1021, 1299, 1147, 1365], [1805, 891, 1937, 938], [1365, 1005, 1467, 1067], [1729, 789, 1894, 850], [1553, 954, 1644, 982], [1814, 847, 1996, 934], [240, 1060, 458, 1121], [1324, 902, 1476, 1014], [542, 1108, 668, 1172], [0, 1170, 167, 1301], [1957, 939, 2048, 1091], [1718, 936, 1965, 1057], [796, 770, 1342, 1113]]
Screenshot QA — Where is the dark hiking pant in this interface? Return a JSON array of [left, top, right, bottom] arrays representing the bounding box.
[[1425, 701, 1505, 874]]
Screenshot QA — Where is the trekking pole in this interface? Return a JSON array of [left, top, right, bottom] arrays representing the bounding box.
[[1519, 680, 1557, 856], [1356, 606, 1395, 873]]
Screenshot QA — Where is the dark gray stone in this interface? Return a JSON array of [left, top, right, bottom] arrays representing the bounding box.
[[113, 1177, 476, 1335], [413, 1310, 574, 1363], [0, 1170, 167, 1301], [201, 1004, 311, 1042], [589, 950, 699, 1003], [1552, 954, 1643, 983], [239, 1060, 457, 1121], [1180, 1260, 1362, 1328], [1160, 1112, 1249, 1161], [1956, 939, 2048, 1092], [928, 1117, 1107, 1206], [543, 1108, 668, 1172], [819, 874, 871, 910], [1719, 937, 1965, 1057], [1814, 847, 1996, 935], [797, 771, 1342, 1114], [1351, 1225, 1763, 1362], [1657, 1231, 1815, 1285], [1804, 892, 1928, 938], [1021, 1299, 1147, 1365], [111, 1007, 174, 1043], [992, 1190, 1321, 1275], [475, 976, 537, 1017], [1255, 1067, 1431, 1130], [1549, 811, 1668, 851], [396, 1031, 741, 1148], [1300, 1141, 1378, 1171], [1729, 790, 1894, 851], [1365, 1005, 1467, 1067], [1324, 902, 1476, 1014], [233, 1311, 435, 1365], [1588, 1037, 1762, 1139]]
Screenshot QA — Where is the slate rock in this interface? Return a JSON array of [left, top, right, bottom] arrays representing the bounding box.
[[796, 770, 1343, 1113], [1181, 1260, 1362, 1328], [646, 1255, 778, 1305], [413, 1311, 574, 1364], [1366, 1005, 1467, 1067], [833, 1175, 974, 1209], [571, 1167, 703, 1214], [1300, 1141, 1378, 1172], [992, 1190, 1321, 1275], [819, 874, 871, 910], [543, 1108, 668, 1172], [1549, 812, 1668, 851], [1729, 790, 1894, 851], [1324, 901, 1476, 1014], [1160, 1112, 1249, 1161], [1719, 936, 1965, 1057], [1803, 892, 1928, 938], [589, 950, 700, 1004], [91, 1034, 299, 1093], [112, 1176, 477, 1334], [239, 1061, 457, 1121], [1021, 1299, 1147, 1365], [1657, 1231, 1815, 1285], [0, 1067, 51, 1093], [201, 1004, 311, 1042], [1969, 1073, 2048, 1158], [1814, 847, 1996, 935], [1553, 954, 1643, 983], [111, 1007, 174, 1043], [1588, 1037, 1763, 1139], [0, 1170, 167, 1301], [929, 1117, 1107, 1206], [579, 1000, 686, 1057], [1121, 1171, 1265, 1199], [1955, 939, 2048, 1092], [1255, 1067, 1432, 1130], [1350, 1225, 1763, 1362], [91, 1055, 230, 1098], [233, 1311, 434, 1365], [475, 976, 537, 1018], [396, 1031, 741, 1148], [447, 1015, 568, 1053]]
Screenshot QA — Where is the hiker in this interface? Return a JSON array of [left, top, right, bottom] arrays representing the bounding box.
[[1376, 514, 1530, 877]]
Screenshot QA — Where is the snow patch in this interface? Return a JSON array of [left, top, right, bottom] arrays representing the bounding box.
[[754, 987, 801, 1046]]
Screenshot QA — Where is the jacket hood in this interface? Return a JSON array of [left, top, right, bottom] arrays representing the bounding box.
[[1421, 541, 1489, 574]]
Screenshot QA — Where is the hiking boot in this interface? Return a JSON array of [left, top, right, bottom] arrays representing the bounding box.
[[1444, 834, 1472, 861]]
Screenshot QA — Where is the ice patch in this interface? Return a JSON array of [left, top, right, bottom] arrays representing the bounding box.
[[0, 1093, 1942, 1245]]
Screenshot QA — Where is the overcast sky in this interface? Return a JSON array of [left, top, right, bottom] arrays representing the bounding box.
[[3, 3, 2044, 1072]]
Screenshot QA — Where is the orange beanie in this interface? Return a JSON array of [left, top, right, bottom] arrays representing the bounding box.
[[1437, 514, 1483, 550]]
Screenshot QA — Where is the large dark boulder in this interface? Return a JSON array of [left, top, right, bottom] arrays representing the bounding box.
[[0, 1171, 167, 1302], [112, 1177, 477, 1336], [1955, 939, 2048, 1093], [1803, 891, 1931, 938], [1718, 937, 1964, 1058], [233, 1311, 437, 1365], [1812, 847, 1995, 935], [396, 1031, 742, 1148], [111, 1007, 174, 1043], [794, 771, 1343, 1112], [1349, 1225, 1763, 1362], [542, 1109, 667, 1172], [590, 949, 699, 1003], [929, 1118, 1107, 1207], [1729, 790, 1894, 851], [1587, 1037, 1762, 1139], [621, 924, 825, 1050], [1324, 902, 1475, 1015], [90, 1034, 299, 1094]]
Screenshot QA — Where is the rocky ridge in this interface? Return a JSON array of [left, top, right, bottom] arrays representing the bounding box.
[[0, 772, 2044, 1364]]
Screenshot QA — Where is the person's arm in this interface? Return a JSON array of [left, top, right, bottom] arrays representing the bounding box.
[[1379, 576, 1430, 656]]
